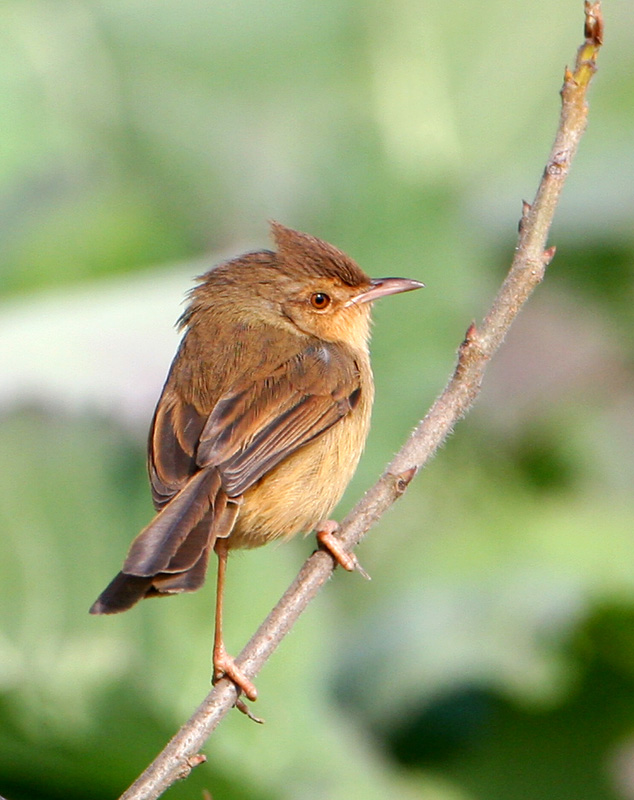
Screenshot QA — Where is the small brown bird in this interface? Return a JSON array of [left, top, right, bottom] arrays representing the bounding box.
[[90, 222, 422, 701]]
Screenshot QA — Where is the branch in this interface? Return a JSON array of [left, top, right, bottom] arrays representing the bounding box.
[[118, 5, 603, 798]]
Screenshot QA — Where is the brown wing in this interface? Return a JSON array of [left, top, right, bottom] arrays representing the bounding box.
[[196, 342, 362, 496], [90, 339, 361, 614], [148, 396, 206, 510]]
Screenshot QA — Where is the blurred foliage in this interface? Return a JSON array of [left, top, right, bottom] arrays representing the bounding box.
[[1, 0, 633, 798]]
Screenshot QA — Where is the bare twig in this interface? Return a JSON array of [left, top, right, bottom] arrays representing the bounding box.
[[118, 5, 603, 799]]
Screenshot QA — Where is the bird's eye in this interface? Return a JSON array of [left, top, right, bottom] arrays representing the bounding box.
[[310, 292, 331, 310]]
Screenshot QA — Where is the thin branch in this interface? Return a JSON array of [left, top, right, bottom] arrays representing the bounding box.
[[118, 5, 603, 798]]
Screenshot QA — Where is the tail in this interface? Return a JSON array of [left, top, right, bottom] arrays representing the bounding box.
[[90, 468, 240, 614]]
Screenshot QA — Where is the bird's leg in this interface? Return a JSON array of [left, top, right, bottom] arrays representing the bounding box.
[[212, 538, 258, 702], [315, 520, 370, 580]]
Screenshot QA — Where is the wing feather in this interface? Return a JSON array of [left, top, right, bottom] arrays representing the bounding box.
[[148, 398, 206, 509], [196, 343, 361, 496]]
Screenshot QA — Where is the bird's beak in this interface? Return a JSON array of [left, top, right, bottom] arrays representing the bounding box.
[[344, 277, 424, 307]]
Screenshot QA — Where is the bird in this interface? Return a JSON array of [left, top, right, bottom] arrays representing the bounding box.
[[90, 221, 423, 703]]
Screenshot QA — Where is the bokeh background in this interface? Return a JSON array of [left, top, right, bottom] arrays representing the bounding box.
[[1, 0, 633, 798]]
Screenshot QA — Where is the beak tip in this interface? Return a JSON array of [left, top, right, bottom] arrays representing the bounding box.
[[346, 276, 424, 306]]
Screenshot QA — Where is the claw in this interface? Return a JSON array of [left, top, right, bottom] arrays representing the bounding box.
[[316, 521, 371, 580], [235, 698, 265, 724]]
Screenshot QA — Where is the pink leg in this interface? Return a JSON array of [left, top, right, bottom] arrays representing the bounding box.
[[212, 539, 258, 702]]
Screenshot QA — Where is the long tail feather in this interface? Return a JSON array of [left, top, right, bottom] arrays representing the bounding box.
[[123, 469, 221, 575], [90, 468, 235, 614], [89, 573, 154, 614]]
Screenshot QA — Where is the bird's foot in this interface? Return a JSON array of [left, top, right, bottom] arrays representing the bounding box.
[[213, 644, 258, 703], [316, 520, 371, 580]]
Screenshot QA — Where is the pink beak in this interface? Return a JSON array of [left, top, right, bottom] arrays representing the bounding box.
[[345, 277, 424, 307]]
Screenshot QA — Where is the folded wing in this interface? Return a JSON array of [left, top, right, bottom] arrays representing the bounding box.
[[90, 340, 361, 614]]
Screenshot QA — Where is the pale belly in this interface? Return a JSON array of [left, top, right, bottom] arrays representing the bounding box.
[[228, 382, 372, 550]]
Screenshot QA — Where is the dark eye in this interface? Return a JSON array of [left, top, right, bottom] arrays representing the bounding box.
[[310, 292, 331, 310]]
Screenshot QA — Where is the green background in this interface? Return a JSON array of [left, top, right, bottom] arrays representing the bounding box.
[[1, 1, 633, 798]]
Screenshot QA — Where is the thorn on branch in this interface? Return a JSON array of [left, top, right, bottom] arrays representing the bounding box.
[[459, 322, 480, 358], [563, 66, 575, 87], [546, 149, 571, 178], [460, 322, 482, 356], [454, 322, 485, 379], [463, 322, 478, 344], [542, 246, 557, 265], [176, 754, 206, 781], [519, 201, 532, 232], [392, 466, 417, 495]]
